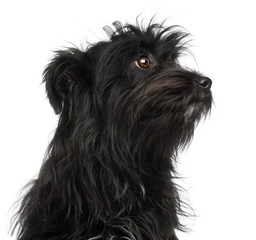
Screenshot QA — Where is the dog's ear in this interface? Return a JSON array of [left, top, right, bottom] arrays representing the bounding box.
[[43, 48, 89, 114]]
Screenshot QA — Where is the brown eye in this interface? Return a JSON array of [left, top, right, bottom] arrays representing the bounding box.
[[136, 56, 150, 69]]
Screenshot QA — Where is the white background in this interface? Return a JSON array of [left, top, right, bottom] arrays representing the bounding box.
[[1, 0, 255, 239]]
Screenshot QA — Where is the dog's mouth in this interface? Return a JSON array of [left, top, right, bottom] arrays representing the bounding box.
[[138, 91, 212, 121]]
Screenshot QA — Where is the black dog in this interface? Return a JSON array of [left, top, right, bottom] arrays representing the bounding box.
[[12, 20, 212, 240]]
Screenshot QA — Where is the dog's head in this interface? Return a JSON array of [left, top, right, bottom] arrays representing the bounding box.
[[43, 21, 212, 156]]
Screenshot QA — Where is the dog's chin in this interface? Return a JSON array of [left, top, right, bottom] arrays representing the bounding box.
[[183, 100, 211, 125], [183, 104, 201, 124], [183, 88, 212, 123]]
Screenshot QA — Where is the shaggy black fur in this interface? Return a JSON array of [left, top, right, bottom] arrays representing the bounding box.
[[12, 20, 212, 240]]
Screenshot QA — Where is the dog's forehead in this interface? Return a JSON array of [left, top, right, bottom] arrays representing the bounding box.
[[103, 22, 188, 60]]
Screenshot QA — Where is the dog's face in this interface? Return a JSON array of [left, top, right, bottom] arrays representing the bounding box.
[[44, 21, 212, 156]]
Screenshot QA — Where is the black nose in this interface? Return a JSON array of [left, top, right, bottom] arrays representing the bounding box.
[[196, 77, 212, 90]]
